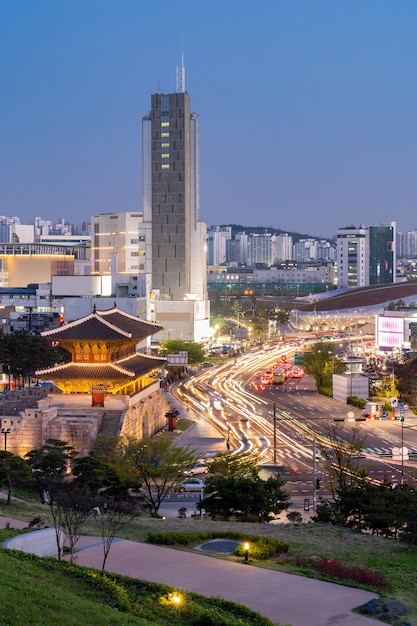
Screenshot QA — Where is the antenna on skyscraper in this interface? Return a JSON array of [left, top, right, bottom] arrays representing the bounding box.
[[176, 31, 185, 93]]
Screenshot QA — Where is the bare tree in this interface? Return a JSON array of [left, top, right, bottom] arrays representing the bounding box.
[[320, 423, 368, 495], [26, 439, 79, 559], [92, 498, 138, 571], [55, 484, 94, 562]]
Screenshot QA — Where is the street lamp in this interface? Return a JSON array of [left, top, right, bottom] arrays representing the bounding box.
[[1, 427, 11, 451]]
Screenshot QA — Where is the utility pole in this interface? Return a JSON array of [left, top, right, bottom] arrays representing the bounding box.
[[312, 436, 317, 512], [273, 403, 277, 464]]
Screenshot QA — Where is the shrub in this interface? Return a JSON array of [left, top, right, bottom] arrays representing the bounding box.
[[291, 555, 393, 591], [84, 570, 131, 611], [147, 531, 289, 560], [286, 511, 302, 524], [234, 537, 289, 560], [316, 559, 393, 591], [147, 530, 265, 546]]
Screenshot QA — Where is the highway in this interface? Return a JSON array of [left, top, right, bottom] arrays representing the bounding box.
[[175, 343, 417, 506]]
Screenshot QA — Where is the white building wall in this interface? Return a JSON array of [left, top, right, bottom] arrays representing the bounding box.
[[337, 225, 369, 289], [190, 221, 207, 299], [11, 224, 35, 243], [153, 299, 210, 343], [91, 212, 146, 276], [276, 234, 293, 261]]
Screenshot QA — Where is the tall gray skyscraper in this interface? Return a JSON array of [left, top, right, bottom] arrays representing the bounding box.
[[142, 68, 206, 302], [141, 63, 209, 342]]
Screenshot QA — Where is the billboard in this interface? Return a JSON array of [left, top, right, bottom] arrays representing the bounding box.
[[376, 316, 404, 349]]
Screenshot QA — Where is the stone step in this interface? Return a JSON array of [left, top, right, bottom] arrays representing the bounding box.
[[99, 410, 124, 436]]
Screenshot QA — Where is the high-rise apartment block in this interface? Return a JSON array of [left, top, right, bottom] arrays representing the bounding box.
[[207, 226, 232, 265], [337, 223, 396, 289], [337, 225, 369, 289]]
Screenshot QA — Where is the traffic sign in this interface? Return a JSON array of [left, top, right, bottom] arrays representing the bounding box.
[[382, 411, 388, 419], [391, 397, 398, 408]]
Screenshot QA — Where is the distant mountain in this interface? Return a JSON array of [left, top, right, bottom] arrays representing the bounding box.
[[214, 224, 334, 244]]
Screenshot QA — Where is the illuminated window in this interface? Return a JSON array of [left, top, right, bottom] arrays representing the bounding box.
[[161, 143, 169, 148], [161, 122, 169, 127], [161, 164, 170, 169], [161, 153, 170, 158], [161, 132, 169, 138]]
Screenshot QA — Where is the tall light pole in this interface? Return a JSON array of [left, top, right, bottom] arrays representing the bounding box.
[[1, 427, 11, 451], [273, 403, 277, 464]]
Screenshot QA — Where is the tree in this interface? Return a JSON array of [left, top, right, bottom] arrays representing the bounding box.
[[72, 439, 140, 570], [202, 452, 290, 522], [320, 424, 368, 496], [287, 511, 303, 524], [201, 472, 290, 522], [0, 451, 34, 505], [26, 439, 79, 559], [52, 483, 95, 562], [72, 436, 133, 498], [123, 436, 197, 517], [159, 339, 205, 365], [92, 498, 139, 571], [0, 331, 69, 386], [207, 451, 260, 479], [275, 309, 290, 339], [303, 341, 344, 391]]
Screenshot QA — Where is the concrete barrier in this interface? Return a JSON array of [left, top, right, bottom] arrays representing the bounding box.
[[3, 526, 62, 558]]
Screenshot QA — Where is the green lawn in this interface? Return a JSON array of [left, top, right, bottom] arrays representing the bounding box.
[[1, 496, 416, 625], [0, 528, 275, 626]]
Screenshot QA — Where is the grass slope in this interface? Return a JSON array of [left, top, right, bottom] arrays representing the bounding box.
[[0, 536, 274, 626], [1, 496, 417, 624]]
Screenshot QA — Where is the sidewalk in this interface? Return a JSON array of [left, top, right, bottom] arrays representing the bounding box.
[[0, 512, 380, 626], [71, 534, 379, 626]]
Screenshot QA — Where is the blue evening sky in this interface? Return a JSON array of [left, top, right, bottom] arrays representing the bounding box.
[[1, 0, 417, 238]]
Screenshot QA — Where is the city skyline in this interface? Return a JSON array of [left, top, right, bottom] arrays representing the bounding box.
[[2, 1, 417, 238]]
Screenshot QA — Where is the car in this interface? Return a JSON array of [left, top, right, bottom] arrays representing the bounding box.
[[182, 461, 208, 476], [177, 478, 205, 493]]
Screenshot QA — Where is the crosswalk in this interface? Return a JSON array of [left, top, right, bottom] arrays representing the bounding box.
[[273, 446, 417, 460]]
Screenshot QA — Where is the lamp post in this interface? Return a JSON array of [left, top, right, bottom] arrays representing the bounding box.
[[244, 542, 249, 563], [401, 413, 404, 478], [1, 427, 11, 451]]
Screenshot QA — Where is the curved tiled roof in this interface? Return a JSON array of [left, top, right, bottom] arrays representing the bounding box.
[[116, 353, 167, 376], [36, 352, 166, 380], [297, 281, 417, 313], [41, 307, 163, 342]]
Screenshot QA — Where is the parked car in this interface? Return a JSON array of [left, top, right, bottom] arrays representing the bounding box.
[[177, 478, 205, 493], [182, 461, 208, 476]]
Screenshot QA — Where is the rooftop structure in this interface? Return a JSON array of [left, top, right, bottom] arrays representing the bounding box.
[[36, 306, 165, 395]]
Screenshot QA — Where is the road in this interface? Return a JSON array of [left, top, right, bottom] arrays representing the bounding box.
[[174, 344, 417, 506]]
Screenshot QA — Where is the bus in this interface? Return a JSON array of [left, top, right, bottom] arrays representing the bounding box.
[[272, 369, 284, 384], [273, 364, 292, 384]]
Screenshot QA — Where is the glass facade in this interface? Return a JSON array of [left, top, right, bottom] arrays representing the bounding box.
[[369, 226, 394, 285]]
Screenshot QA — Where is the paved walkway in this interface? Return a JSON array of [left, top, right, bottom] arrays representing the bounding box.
[[0, 400, 381, 626], [1, 514, 379, 626]]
